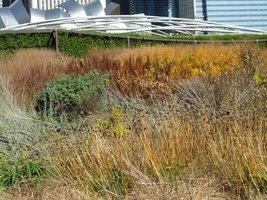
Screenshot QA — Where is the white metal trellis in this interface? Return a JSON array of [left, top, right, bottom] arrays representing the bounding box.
[[3, 15, 267, 36]]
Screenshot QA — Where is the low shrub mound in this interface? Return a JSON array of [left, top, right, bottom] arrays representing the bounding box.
[[36, 70, 109, 116]]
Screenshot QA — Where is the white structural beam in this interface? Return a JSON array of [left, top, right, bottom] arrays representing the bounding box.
[[3, 15, 266, 36], [0, 0, 266, 36]]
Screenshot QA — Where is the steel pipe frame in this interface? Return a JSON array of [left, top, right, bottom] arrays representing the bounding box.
[[0, 0, 266, 36], [3, 15, 266, 36], [2, 20, 262, 33]]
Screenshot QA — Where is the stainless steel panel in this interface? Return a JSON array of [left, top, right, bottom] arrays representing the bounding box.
[[10, 0, 30, 24], [30, 8, 46, 22], [0, 7, 19, 27], [105, 2, 120, 15], [0, 18, 6, 29], [58, 0, 86, 17], [45, 8, 69, 20], [84, 0, 105, 16]]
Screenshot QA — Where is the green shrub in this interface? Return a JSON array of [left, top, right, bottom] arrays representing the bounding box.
[[0, 33, 50, 55], [1, 32, 267, 57], [36, 70, 109, 116]]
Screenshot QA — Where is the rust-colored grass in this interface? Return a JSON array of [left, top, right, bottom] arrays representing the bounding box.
[[82, 44, 262, 98], [0, 49, 73, 105]]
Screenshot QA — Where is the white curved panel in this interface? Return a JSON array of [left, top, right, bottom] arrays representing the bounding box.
[[0, 8, 19, 28], [0, 18, 6, 29], [105, 2, 120, 15], [30, 9, 46, 22], [58, 0, 86, 17], [45, 9, 70, 20], [99, 0, 106, 9], [4, 15, 266, 36], [84, 0, 105, 16], [10, 0, 30, 24]]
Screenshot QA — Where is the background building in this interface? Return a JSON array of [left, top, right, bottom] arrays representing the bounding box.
[[182, 0, 267, 31], [178, 0, 195, 19], [3, 0, 105, 10], [119, 0, 267, 31], [128, 0, 179, 17], [2, 0, 267, 31]]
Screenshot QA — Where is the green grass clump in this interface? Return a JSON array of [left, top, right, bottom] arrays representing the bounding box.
[[0, 156, 46, 188]]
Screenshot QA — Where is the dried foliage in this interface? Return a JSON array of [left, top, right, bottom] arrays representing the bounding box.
[[80, 44, 263, 99], [0, 49, 72, 105], [0, 179, 230, 200], [0, 44, 266, 199], [50, 108, 267, 199], [0, 44, 264, 104]]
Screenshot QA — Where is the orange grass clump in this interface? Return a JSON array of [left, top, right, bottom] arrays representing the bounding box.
[[81, 44, 262, 98], [0, 49, 73, 104]]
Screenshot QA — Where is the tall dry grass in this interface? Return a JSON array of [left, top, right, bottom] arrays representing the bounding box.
[[0, 44, 264, 104], [0, 49, 73, 105], [81, 44, 263, 98], [49, 109, 266, 199], [0, 179, 230, 200], [48, 51, 267, 199], [0, 44, 266, 199]]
